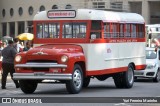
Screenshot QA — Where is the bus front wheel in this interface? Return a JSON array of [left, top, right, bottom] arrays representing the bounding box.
[[83, 77, 90, 88], [19, 80, 38, 94], [66, 64, 83, 94]]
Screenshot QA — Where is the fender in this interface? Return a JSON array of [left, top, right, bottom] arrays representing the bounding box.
[[14, 44, 86, 74]]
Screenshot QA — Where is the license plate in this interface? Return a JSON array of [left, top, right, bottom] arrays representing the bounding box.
[[34, 72, 45, 76]]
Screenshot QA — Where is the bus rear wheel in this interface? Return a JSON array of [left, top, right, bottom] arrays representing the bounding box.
[[113, 73, 124, 88], [113, 64, 134, 88], [66, 64, 83, 94], [123, 64, 134, 88], [19, 80, 38, 94]]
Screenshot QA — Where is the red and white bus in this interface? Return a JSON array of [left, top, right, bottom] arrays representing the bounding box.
[[13, 9, 146, 94]]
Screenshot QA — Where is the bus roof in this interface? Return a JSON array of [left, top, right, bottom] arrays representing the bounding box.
[[33, 9, 145, 24]]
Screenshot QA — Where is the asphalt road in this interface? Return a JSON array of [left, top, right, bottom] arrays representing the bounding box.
[[0, 76, 160, 106]]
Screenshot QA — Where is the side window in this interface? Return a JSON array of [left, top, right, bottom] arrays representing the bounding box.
[[119, 24, 124, 38], [91, 20, 102, 39], [131, 24, 136, 38], [44, 24, 49, 38], [63, 23, 72, 38], [104, 23, 110, 38], [77, 23, 86, 38], [62, 22, 87, 38], [37, 24, 43, 38], [49, 23, 60, 38], [138, 24, 144, 38], [112, 23, 118, 38], [125, 24, 131, 38], [37, 23, 60, 39], [91, 20, 101, 30]]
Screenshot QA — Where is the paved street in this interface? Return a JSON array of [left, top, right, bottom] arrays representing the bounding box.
[[0, 76, 160, 106]]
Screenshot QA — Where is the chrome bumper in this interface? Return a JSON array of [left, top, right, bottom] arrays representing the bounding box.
[[15, 63, 67, 68], [13, 73, 72, 80]]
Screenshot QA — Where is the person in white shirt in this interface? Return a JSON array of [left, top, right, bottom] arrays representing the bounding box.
[[13, 38, 23, 52]]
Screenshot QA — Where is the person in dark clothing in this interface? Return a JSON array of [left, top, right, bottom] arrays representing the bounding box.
[[1, 40, 19, 89]]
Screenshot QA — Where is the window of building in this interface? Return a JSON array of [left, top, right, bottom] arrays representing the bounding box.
[[28, 6, 34, 15], [110, 2, 123, 10], [65, 4, 72, 9], [2, 9, 5, 17], [18, 7, 23, 16], [18, 22, 24, 34], [93, 2, 105, 9], [39, 5, 45, 11], [10, 8, 14, 16], [9, 22, 15, 37], [52, 5, 58, 9], [2, 23, 7, 36]]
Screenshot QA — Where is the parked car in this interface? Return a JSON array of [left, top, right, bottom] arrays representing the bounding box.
[[134, 47, 160, 82]]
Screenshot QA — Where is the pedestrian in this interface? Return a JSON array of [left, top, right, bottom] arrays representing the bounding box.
[[0, 41, 3, 58], [2, 42, 7, 48], [23, 41, 32, 51], [13, 38, 23, 52], [1, 40, 19, 89]]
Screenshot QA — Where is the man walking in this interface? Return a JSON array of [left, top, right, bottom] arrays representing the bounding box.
[[1, 40, 19, 89]]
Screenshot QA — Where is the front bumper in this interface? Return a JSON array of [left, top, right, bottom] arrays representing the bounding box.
[[134, 68, 157, 78], [13, 62, 72, 80], [15, 63, 67, 68], [13, 73, 72, 80]]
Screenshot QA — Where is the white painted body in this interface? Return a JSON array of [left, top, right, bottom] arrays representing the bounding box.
[[80, 42, 145, 71]]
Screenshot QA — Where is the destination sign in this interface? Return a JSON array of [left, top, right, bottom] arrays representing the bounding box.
[[47, 10, 76, 18]]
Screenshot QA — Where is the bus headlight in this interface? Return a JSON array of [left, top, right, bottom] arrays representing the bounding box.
[[61, 55, 68, 63], [15, 55, 22, 62]]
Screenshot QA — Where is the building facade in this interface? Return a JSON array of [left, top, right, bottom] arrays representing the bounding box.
[[0, 0, 160, 38]]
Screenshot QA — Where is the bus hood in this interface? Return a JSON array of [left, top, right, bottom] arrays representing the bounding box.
[[26, 44, 83, 56]]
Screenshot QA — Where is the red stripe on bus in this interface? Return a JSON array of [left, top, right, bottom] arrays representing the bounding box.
[[86, 67, 127, 76], [86, 64, 146, 76], [34, 38, 145, 44]]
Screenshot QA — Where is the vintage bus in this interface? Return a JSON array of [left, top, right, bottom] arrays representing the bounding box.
[[13, 9, 146, 94]]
